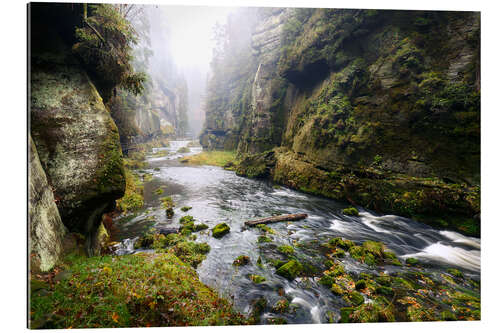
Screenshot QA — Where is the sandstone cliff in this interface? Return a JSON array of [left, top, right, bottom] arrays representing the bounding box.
[[202, 9, 480, 236]]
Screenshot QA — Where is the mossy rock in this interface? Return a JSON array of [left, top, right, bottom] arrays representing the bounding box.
[[193, 223, 208, 232], [344, 291, 364, 306], [276, 260, 303, 280], [179, 215, 195, 225], [342, 207, 359, 216], [153, 188, 164, 195], [180, 206, 192, 212], [447, 268, 464, 278], [250, 274, 266, 284], [258, 235, 272, 243], [331, 283, 344, 295], [405, 257, 419, 266], [166, 208, 174, 219], [340, 307, 355, 323], [362, 240, 385, 258], [331, 248, 346, 258], [355, 279, 367, 290], [319, 274, 335, 288], [212, 223, 230, 238], [375, 275, 392, 286], [233, 255, 250, 266], [375, 286, 394, 296], [328, 237, 355, 250], [277, 245, 295, 255]]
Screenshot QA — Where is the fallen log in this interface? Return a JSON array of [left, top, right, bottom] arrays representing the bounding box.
[[244, 213, 308, 227]]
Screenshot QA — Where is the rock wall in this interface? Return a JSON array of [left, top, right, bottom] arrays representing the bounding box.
[[204, 9, 481, 236], [30, 7, 126, 254], [29, 135, 67, 272]]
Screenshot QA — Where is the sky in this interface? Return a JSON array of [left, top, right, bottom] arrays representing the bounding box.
[[158, 5, 236, 70]]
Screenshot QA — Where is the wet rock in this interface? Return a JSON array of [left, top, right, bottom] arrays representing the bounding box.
[[276, 260, 303, 280], [212, 223, 230, 238]]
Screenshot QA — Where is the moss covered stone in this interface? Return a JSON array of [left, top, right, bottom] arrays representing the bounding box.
[[277, 245, 295, 255], [250, 274, 266, 284], [342, 207, 359, 216], [212, 223, 230, 238], [276, 260, 303, 280]]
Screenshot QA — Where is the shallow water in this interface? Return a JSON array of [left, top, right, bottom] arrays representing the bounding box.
[[113, 140, 481, 324]]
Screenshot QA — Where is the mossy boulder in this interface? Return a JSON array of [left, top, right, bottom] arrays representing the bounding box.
[[30, 27, 126, 254], [276, 260, 303, 280], [181, 206, 192, 212], [212, 223, 230, 238], [342, 207, 359, 216]]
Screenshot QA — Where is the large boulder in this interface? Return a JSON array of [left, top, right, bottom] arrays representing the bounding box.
[[30, 23, 125, 254], [29, 134, 67, 272]]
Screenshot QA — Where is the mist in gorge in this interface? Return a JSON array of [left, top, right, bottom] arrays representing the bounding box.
[[131, 5, 237, 138], [29, 3, 480, 328]]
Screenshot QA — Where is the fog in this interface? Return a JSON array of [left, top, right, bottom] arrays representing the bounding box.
[[134, 5, 237, 137]]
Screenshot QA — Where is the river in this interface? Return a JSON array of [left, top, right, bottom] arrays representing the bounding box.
[[112, 140, 480, 324]]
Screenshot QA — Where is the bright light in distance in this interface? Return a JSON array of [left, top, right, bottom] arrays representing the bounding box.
[[159, 6, 235, 69]]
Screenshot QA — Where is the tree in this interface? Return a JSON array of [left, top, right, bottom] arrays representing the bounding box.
[[73, 4, 146, 101]]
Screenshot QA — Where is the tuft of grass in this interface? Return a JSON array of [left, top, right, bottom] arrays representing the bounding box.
[[180, 151, 236, 168]]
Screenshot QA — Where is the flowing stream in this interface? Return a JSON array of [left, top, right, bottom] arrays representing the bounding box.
[[113, 140, 480, 324]]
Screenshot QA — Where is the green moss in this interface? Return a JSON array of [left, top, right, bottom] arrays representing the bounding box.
[[331, 283, 344, 295], [29, 252, 247, 328], [180, 206, 192, 212], [355, 279, 367, 290], [153, 188, 164, 195], [328, 237, 355, 250], [375, 286, 394, 296], [447, 268, 464, 279], [342, 207, 359, 216], [250, 274, 266, 284], [406, 257, 419, 266], [344, 291, 364, 306], [276, 260, 303, 280], [256, 224, 276, 234], [258, 235, 272, 243], [212, 223, 230, 238], [277, 245, 295, 256], [193, 224, 208, 232], [340, 307, 355, 323], [179, 215, 195, 225]]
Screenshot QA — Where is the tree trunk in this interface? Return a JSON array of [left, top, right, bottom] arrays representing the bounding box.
[[244, 213, 308, 227]]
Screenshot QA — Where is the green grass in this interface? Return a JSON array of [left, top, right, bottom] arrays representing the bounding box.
[[180, 150, 236, 167], [30, 252, 248, 328]]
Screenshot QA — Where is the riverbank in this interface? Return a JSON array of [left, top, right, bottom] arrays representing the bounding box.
[[30, 243, 248, 328]]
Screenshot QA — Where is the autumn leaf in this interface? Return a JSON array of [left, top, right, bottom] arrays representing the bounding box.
[[112, 312, 119, 323]]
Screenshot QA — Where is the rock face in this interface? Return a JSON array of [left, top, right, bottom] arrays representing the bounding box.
[[202, 9, 481, 236], [30, 13, 126, 254], [29, 135, 67, 272]]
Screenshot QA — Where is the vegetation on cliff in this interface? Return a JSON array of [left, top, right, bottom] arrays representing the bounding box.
[[202, 8, 480, 235]]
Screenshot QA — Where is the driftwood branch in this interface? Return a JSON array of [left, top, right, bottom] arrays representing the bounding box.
[[244, 213, 308, 227]]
